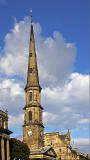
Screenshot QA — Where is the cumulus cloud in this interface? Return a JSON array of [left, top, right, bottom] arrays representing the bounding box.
[[78, 118, 89, 124], [0, 16, 89, 154], [0, 17, 88, 130], [0, 16, 76, 86], [72, 138, 89, 154], [42, 73, 89, 129], [43, 112, 59, 125], [9, 113, 24, 127], [0, 72, 88, 130], [0, 77, 24, 115]]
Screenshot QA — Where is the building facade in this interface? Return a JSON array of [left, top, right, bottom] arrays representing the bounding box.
[[44, 132, 89, 160], [44, 131, 72, 160], [0, 110, 12, 160], [22, 17, 89, 160]]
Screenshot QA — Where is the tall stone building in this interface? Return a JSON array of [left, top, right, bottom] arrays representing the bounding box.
[[0, 110, 12, 160], [23, 18, 56, 160], [23, 17, 89, 160], [23, 19, 44, 150]]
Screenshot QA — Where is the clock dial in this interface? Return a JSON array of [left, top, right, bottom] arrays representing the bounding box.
[[28, 130, 32, 136]]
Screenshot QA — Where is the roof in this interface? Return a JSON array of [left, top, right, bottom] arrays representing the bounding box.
[[71, 149, 77, 154], [30, 146, 57, 158], [31, 146, 52, 154], [0, 127, 13, 135], [78, 152, 89, 159], [59, 134, 67, 140]]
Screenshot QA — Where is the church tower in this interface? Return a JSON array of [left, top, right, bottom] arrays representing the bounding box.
[[23, 17, 44, 150]]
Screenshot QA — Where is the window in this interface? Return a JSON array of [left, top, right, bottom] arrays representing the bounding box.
[[59, 148, 62, 152], [39, 111, 42, 122], [2, 119, 5, 128], [50, 141, 52, 145], [29, 92, 32, 101], [29, 68, 32, 73], [29, 53, 32, 57], [29, 111, 32, 121]]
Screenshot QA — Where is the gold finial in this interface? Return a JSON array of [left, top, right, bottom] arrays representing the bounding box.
[[30, 9, 32, 13], [30, 10, 32, 23]]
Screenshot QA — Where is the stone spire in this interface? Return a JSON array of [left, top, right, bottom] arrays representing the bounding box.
[[25, 17, 40, 90], [23, 16, 44, 150], [67, 129, 70, 136]]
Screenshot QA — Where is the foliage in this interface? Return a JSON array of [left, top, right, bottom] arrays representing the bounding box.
[[10, 138, 30, 160]]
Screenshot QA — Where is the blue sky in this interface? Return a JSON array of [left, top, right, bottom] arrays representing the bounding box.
[[0, 0, 89, 73], [0, 0, 89, 154]]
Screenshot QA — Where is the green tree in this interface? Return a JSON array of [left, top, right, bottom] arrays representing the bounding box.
[[10, 138, 30, 160]]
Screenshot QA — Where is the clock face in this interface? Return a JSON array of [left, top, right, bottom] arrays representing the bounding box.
[[28, 130, 32, 136]]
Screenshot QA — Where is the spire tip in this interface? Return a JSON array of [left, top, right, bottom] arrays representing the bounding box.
[[30, 10, 33, 24]]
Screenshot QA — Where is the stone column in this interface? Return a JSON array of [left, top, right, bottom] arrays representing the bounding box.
[[1, 137, 5, 160], [7, 139, 10, 160]]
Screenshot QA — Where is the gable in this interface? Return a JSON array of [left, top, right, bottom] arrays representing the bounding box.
[[45, 147, 57, 158], [44, 133, 66, 147]]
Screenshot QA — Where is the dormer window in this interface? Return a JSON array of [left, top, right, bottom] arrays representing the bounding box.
[[29, 68, 32, 73]]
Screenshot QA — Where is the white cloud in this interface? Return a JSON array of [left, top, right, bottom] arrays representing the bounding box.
[[43, 112, 59, 125], [42, 73, 89, 128], [0, 54, 27, 76], [0, 71, 88, 131], [0, 78, 24, 98], [0, 77, 24, 115], [72, 138, 90, 154], [78, 118, 89, 124], [0, 73, 88, 131], [0, 16, 89, 154], [9, 113, 24, 127], [0, 16, 76, 86]]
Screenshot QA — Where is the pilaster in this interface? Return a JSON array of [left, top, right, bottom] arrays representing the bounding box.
[[1, 137, 5, 160], [7, 139, 10, 160]]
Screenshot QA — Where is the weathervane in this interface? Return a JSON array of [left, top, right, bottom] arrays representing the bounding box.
[[30, 9, 32, 24]]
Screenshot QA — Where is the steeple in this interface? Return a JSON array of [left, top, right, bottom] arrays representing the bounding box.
[[25, 16, 40, 90], [66, 129, 70, 146], [23, 15, 44, 150], [67, 129, 70, 136]]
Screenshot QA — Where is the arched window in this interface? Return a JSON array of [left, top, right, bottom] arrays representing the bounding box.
[[29, 111, 32, 121], [29, 92, 32, 101]]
